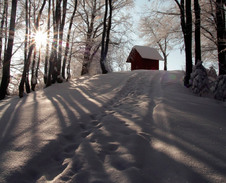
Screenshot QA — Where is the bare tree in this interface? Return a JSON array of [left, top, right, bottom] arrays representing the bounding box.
[[78, 0, 103, 75], [57, 0, 67, 82], [46, 0, 60, 87], [100, 0, 112, 74], [0, 0, 8, 68], [199, 0, 217, 62], [67, 30, 77, 81], [0, 0, 137, 97], [196, 0, 226, 74], [19, 0, 46, 97], [174, 0, 193, 86], [140, 6, 181, 71], [216, 0, 226, 75], [44, 0, 51, 84], [62, 0, 78, 79], [76, 0, 133, 75], [0, 0, 18, 100], [194, 0, 201, 64], [19, 0, 31, 98]]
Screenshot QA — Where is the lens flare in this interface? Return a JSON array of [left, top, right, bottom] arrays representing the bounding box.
[[35, 30, 47, 48]]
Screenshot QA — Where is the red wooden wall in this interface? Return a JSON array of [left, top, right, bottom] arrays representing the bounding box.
[[128, 49, 159, 70]]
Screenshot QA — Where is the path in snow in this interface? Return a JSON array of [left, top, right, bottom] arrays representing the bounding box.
[[0, 70, 226, 183]]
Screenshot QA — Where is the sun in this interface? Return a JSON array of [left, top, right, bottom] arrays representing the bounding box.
[[35, 30, 47, 48]]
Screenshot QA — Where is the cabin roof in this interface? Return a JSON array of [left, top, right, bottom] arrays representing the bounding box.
[[133, 45, 164, 61]]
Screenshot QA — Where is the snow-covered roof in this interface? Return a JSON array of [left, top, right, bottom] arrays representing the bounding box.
[[133, 45, 164, 60]]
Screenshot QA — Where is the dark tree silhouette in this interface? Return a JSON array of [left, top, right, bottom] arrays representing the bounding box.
[[44, 0, 51, 84], [62, 0, 77, 80], [57, 0, 67, 83], [194, 0, 201, 64], [174, 0, 192, 87], [19, 0, 31, 97], [19, 0, 46, 97], [0, 0, 18, 100], [80, 0, 98, 75], [0, 0, 8, 68], [46, 0, 63, 86], [216, 0, 226, 75], [100, 0, 112, 74]]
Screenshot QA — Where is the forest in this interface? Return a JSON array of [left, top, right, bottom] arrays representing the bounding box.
[[0, 0, 225, 100]]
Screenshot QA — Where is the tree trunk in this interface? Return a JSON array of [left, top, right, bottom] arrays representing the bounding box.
[[47, 0, 57, 86], [100, 0, 108, 74], [31, 46, 37, 91], [57, 0, 67, 82], [164, 55, 167, 71], [216, 0, 226, 75], [62, 0, 77, 79], [31, 1, 37, 91], [81, 0, 97, 75], [4, 0, 8, 52], [100, 0, 112, 74], [25, 0, 31, 94], [47, 0, 60, 86], [175, 0, 192, 87], [82, 43, 92, 75], [0, 0, 7, 68], [164, 38, 168, 71], [184, 0, 192, 86], [67, 33, 75, 81], [19, 0, 30, 97], [0, 0, 18, 100], [35, 48, 41, 87], [104, 0, 112, 72], [44, 0, 51, 84], [194, 0, 201, 64], [19, 0, 46, 97], [55, 0, 63, 83]]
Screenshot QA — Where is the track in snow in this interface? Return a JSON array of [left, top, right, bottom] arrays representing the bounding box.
[[0, 70, 226, 183]]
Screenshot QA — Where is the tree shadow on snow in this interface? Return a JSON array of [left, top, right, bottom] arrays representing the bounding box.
[[1, 71, 226, 183]]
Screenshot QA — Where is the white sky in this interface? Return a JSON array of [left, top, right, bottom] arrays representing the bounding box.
[[133, 0, 185, 71]]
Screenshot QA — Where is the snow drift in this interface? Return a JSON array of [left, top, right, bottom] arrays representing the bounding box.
[[0, 70, 226, 183]]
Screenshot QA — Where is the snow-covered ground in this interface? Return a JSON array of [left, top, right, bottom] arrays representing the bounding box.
[[0, 70, 226, 183]]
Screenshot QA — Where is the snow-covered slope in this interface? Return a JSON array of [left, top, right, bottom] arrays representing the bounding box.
[[0, 70, 226, 183]]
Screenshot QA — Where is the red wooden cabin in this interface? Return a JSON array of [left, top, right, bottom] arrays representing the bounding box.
[[126, 45, 163, 70]]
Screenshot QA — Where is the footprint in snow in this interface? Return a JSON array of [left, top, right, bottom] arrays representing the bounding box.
[[52, 152, 64, 163], [105, 143, 119, 152], [90, 114, 97, 120], [91, 120, 100, 127], [101, 143, 119, 155], [91, 181, 106, 183], [71, 159, 83, 173], [108, 156, 131, 171], [62, 133, 75, 142], [81, 130, 91, 138], [78, 122, 86, 130], [63, 143, 79, 154]]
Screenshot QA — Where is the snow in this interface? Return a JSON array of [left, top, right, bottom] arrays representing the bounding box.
[[190, 61, 226, 101], [190, 61, 210, 96], [214, 75, 226, 101], [32, 76, 37, 85], [0, 70, 226, 183], [133, 45, 164, 60]]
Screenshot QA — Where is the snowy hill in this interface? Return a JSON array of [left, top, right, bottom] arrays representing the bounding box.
[[0, 70, 226, 183]]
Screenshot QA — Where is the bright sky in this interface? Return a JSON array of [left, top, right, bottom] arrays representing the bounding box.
[[133, 0, 185, 71]]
